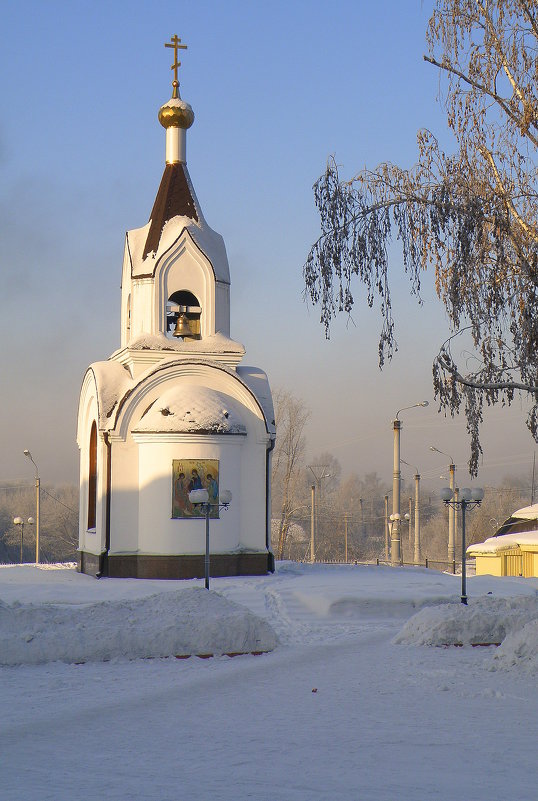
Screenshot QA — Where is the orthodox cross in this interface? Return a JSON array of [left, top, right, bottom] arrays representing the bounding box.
[[165, 34, 188, 83]]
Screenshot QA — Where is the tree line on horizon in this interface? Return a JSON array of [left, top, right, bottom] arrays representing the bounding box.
[[271, 389, 533, 564], [0, 423, 531, 568], [0, 484, 78, 565]]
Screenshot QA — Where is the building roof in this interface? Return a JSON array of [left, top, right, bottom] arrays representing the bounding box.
[[467, 530, 538, 555], [511, 502, 538, 520], [143, 163, 198, 259]]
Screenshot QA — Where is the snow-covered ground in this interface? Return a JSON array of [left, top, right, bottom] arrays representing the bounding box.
[[0, 562, 537, 801]]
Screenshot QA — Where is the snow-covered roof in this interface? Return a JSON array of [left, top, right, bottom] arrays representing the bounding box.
[[511, 502, 538, 520], [86, 361, 133, 427], [132, 386, 246, 434], [467, 530, 538, 555], [84, 356, 273, 436], [122, 332, 245, 355], [126, 164, 230, 284], [143, 162, 198, 258]]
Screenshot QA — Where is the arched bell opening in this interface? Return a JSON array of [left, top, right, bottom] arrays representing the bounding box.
[[166, 290, 201, 340]]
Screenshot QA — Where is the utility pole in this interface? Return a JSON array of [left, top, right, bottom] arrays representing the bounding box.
[[454, 487, 460, 559], [384, 494, 389, 561], [392, 419, 401, 565], [344, 513, 348, 562], [23, 450, 40, 564], [310, 484, 315, 563], [392, 402, 429, 565], [414, 472, 421, 564], [430, 447, 456, 563], [308, 465, 331, 564]]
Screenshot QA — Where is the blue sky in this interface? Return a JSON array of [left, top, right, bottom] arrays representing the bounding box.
[[1, 0, 535, 490]]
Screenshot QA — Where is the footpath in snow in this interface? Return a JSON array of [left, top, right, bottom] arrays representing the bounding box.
[[0, 560, 537, 670], [0, 562, 537, 801]]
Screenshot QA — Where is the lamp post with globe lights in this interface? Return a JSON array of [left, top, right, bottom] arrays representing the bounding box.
[[13, 517, 34, 564], [188, 488, 232, 590], [392, 402, 429, 565], [440, 486, 484, 604], [23, 449, 40, 564]]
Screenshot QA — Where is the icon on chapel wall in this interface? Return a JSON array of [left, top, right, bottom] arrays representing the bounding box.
[[172, 459, 220, 518]]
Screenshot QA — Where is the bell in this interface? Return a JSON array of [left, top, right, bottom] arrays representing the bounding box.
[[172, 312, 192, 339]]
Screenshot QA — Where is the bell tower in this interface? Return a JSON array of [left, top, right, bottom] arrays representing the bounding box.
[[77, 35, 275, 581], [119, 34, 231, 354]]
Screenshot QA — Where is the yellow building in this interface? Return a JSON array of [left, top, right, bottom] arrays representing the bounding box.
[[468, 503, 538, 578]]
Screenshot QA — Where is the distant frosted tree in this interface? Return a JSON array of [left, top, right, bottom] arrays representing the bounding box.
[[272, 390, 311, 560]]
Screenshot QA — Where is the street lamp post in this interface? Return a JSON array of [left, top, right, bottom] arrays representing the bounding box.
[[392, 402, 428, 565], [13, 517, 34, 564], [440, 486, 484, 604], [23, 450, 40, 564], [430, 446, 456, 564], [188, 488, 232, 590]]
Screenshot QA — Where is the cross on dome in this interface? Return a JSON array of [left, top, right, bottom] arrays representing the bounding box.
[[165, 34, 188, 86]]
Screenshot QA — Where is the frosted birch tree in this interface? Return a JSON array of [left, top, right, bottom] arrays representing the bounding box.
[[303, 0, 538, 475]]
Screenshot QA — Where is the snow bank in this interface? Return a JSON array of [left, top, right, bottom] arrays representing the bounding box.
[[393, 596, 538, 649], [493, 618, 538, 674], [0, 588, 277, 666]]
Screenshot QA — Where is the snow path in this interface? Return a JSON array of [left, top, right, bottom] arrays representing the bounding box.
[[1, 632, 535, 801], [0, 563, 536, 800]]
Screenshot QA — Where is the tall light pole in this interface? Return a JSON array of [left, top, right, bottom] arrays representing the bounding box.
[[384, 494, 389, 561], [441, 486, 484, 604], [392, 402, 429, 565], [414, 473, 421, 563], [23, 450, 40, 564], [430, 446, 456, 563], [401, 460, 421, 564]]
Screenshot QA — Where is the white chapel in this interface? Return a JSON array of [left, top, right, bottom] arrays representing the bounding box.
[[77, 36, 276, 579]]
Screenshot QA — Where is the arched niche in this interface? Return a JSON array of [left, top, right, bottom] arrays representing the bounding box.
[[87, 421, 97, 530]]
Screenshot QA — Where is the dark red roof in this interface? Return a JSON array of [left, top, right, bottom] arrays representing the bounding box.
[[143, 163, 198, 259]]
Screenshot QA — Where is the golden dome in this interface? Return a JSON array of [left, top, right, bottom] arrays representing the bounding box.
[[158, 81, 194, 129]]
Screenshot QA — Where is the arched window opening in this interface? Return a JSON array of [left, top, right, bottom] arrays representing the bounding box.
[[88, 422, 97, 530], [166, 290, 201, 340]]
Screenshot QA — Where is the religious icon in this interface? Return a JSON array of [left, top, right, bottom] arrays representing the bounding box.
[[172, 459, 220, 519]]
